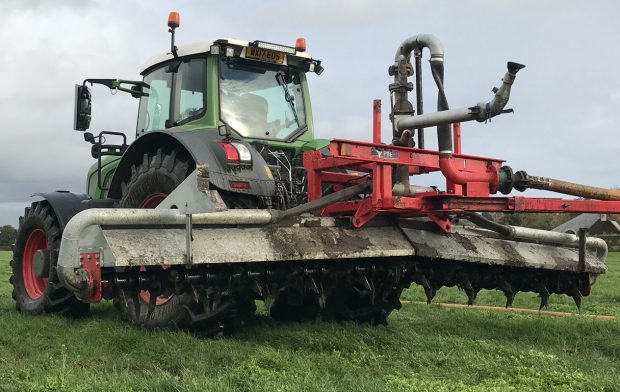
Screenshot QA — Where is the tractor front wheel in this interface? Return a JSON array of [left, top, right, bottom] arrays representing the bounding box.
[[10, 202, 90, 316]]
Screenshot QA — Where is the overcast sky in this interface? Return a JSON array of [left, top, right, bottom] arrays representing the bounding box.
[[1, 0, 619, 226]]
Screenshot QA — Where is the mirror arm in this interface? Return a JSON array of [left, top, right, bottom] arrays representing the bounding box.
[[83, 79, 149, 98]]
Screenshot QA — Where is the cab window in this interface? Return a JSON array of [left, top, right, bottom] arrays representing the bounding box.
[[137, 66, 172, 133], [137, 58, 206, 134], [173, 59, 206, 125]]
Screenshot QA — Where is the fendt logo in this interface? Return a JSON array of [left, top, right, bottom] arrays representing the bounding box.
[[370, 147, 399, 160]]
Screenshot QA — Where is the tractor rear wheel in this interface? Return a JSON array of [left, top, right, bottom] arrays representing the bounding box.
[[115, 148, 196, 330], [10, 201, 90, 316]]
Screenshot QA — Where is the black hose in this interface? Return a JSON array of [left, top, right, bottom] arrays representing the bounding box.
[[430, 61, 453, 158], [271, 182, 371, 222]]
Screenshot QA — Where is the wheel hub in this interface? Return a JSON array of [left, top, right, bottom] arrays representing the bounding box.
[[33, 249, 50, 278]]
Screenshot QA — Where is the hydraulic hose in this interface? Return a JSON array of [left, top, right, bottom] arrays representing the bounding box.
[[429, 60, 452, 158], [270, 181, 370, 222]]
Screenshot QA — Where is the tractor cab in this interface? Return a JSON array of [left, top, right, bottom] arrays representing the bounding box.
[[136, 37, 323, 143], [76, 12, 325, 199]]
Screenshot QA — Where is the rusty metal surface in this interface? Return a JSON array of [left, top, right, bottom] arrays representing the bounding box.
[[515, 172, 620, 201], [100, 224, 415, 267], [398, 224, 606, 274]]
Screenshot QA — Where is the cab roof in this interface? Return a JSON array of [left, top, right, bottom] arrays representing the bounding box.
[[140, 38, 315, 74]]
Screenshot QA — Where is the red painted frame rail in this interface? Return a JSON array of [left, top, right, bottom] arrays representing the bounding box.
[[302, 136, 620, 231]]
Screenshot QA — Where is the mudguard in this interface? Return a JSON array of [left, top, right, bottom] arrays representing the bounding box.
[[33, 191, 90, 231], [106, 129, 276, 199]]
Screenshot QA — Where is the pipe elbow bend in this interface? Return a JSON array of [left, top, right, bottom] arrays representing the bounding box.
[[439, 158, 498, 187]]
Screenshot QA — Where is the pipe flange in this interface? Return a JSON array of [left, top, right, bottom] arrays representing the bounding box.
[[498, 166, 514, 195]]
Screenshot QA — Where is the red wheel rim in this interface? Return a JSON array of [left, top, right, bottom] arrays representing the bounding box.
[[22, 229, 49, 299], [139, 193, 168, 208], [139, 265, 172, 306], [139, 193, 172, 305]]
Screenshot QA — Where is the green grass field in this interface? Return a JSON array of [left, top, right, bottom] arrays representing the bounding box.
[[0, 251, 619, 392]]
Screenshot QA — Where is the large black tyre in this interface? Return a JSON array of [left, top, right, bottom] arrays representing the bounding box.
[[10, 202, 90, 316], [114, 148, 196, 330]]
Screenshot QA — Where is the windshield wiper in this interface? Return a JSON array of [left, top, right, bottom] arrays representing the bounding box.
[[275, 71, 299, 127]]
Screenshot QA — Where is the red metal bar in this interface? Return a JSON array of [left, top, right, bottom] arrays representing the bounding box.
[[391, 195, 620, 214], [453, 122, 462, 154], [373, 99, 381, 144], [80, 252, 102, 302], [446, 123, 463, 196], [302, 150, 323, 201], [318, 171, 368, 185], [303, 111, 620, 231], [330, 139, 504, 163]]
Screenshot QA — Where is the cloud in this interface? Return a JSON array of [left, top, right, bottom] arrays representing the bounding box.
[[1, 1, 620, 226], [4, 0, 98, 14], [257, 0, 430, 28]]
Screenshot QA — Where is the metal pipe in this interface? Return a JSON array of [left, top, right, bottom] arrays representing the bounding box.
[[465, 212, 608, 259], [391, 34, 444, 143], [373, 99, 381, 144], [185, 214, 193, 264], [57, 208, 275, 290], [392, 184, 435, 196], [394, 34, 445, 63], [58, 182, 372, 293], [398, 108, 473, 130], [439, 158, 498, 185], [396, 62, 526, 135], [414, 49, 424, 149], [453, 123, 462, 154]]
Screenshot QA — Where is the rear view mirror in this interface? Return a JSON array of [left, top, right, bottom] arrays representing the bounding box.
[[218, 124, 232, 137], [74, 84, 92, 131]]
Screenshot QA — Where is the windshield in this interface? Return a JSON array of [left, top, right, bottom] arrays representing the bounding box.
[[220, 60, 307, 140]]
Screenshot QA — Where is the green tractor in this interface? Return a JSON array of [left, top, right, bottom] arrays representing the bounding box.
[[10, 13, 612, 336]]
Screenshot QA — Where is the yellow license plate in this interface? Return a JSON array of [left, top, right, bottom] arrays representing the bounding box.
[[245, 47, 285, 64]]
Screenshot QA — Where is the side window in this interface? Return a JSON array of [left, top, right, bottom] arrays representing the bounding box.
[[136, 58, 206, 134], [173, 59, 206, 124], [137, 66, 172, 133]]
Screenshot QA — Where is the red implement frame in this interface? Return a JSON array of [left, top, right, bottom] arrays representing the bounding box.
[[80, 252, 102, 302], [303, 101, 620, 231]]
